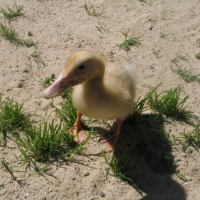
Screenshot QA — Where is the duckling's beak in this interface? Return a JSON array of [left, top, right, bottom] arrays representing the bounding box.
[[43, 73, 71, 99]]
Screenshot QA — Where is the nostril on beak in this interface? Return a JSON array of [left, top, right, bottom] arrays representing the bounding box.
[[59, 81, 63, 86]]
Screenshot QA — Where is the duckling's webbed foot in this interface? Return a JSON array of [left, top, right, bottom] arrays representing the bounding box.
[[68, 112, 89, 143], [101, 119, 125, 152]]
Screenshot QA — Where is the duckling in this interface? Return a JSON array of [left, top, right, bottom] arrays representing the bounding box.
[[43, 50, 136, 151]]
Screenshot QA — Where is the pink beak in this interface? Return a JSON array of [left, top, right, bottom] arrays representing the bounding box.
[[43, 73, 71, 99]]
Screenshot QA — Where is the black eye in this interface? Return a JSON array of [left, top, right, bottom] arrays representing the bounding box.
[[78, 64, 85, 71]]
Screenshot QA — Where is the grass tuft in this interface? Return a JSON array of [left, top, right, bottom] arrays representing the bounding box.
[[138, 0, 147, 6], [53, 89, 77, 129], [0, 3, 23, 22], [176, 51, 189, 62], [181, 123, 200, 151], [84, 2, 107, 16], [37, 74, 56, 87], [95, 24, 105, 33], [11, 120, 78, 163], [153, 49, 161, 58], [195, 52, 200, 60], [117, 30, 141, 51], [102, 149, 137, 186], [162, 11, 171, 20], [172, 67, 200, 83], [0, 23, 19, 44], [1, 160, 16, 180], [27, 50, 46, 68], [0, 23, 36, 47], [0, 95, 31, 145], [146, 84, 192, 121]]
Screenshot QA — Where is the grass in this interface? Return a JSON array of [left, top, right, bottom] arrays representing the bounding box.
[[195, 52, 200, 60], [0, 95, 31, 146], [162, 11, 171, 20], [37, 74, 56, 87], [95, 24, 105, 33], [171, 58, 179, 66], [12, 120, 79, 163], [53, 89, 78, 129], [0, 90, 90, 173], [170, 51, 200, 83], [176, 51, 189, 62], [160, 32, 173, 39], [1, 160, 16, 180], [0, 3, 23, 22], [0, 23, 36, 47], [0, 23, 19, 44], [172, 67, 200, 83], [171, 50, 189, 66], [153, 49, 161, 58], [138, 0, 147, 6], [180, 122, 200, 151], [117, 30, 141, 51], [102, 149, 137, 186], [146, 84, 192, 120], [84, 2, 107, 16], [0, 74, 199, 185], [27, 50, 46, 68]]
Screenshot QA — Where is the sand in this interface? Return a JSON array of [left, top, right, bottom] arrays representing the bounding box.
[[0, 0, 200, 199]]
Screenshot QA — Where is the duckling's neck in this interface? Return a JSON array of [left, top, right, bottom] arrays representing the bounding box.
[[83, 76, 104, 90]]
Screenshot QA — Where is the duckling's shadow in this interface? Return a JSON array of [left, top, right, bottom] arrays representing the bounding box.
[[95, 114, 186, 200]]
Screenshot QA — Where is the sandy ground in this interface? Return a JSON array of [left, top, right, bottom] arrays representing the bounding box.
[[1, 0, 200, 199]]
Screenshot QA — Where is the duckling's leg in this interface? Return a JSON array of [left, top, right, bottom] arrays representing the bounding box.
[[68, 111, 89, 143], [101, 119, 125, 152]]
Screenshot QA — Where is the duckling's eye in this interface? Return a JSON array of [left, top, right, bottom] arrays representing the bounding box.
[[78, 64, 85, 71]]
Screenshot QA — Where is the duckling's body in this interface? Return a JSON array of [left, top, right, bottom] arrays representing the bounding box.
[[73, 62, 135, 120], [43, 50, 136, 151]]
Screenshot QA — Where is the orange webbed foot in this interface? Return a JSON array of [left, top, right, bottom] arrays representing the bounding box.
[[101, 135, 125, 152], [101, 119, 125, 152], [68, 112, 89, 143]]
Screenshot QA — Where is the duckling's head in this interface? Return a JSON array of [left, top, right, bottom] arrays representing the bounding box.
[[43, 50, 105, 99]]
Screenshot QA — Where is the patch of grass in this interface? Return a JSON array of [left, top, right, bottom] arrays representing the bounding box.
[[153, 49, 161, 58], [160, 32, 173, 39], [11, 120, 79, 163], [171, 50, 189, 67], [172, 67, 200, 83], [53, 89, 77, 129], [171, 58, 179, 66], [176, 51, 189, 62], [102, 149, 138, 186], [0, 185, 4, 189], [159, 26, 174, 39], [84, 2, 107, 16], [162, 11, 171, 20], [95, 24, 105, 33], [0, 23, 36, 47], [1, 160, 16, 180], [146, 84, 192, 121], [0, 3, 23, 22], [23, 40, 36, 47], [0, 23, 19, 44], [37, 74, 56, 87], [117, 30, 141, 51], [133, 97, 148, 116], [0, 95, 31, 146], [138, 0, 147, 6], [195, 52, 200, 60], [27, 50, 46, 68], [181, 122, 200, 151]]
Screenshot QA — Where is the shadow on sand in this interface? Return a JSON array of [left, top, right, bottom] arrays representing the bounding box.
[[101, 113, 186, 200]]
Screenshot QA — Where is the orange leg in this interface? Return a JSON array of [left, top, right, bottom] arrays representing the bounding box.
[[68, 111, 89, 143], [101, 119, 125, 152]]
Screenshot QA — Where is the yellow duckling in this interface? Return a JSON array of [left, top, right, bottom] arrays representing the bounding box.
[[43, 50, 136, 151]]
